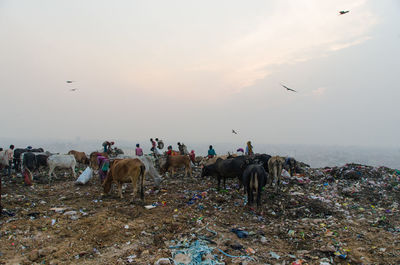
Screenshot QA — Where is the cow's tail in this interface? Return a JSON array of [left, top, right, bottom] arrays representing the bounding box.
[[250, 171, 259, 192], [139, 165, 145, 200]]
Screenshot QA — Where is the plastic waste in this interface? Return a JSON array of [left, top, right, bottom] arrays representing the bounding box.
[[269, 251, 280, 259], [231, 228, 249, 238], [75, 167, 93, 185]]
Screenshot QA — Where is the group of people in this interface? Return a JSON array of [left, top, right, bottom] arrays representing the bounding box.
[[134, 139, 255, 160]]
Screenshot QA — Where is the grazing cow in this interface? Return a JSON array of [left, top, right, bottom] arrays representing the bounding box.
[[194, 156, 203, 166], [199, 155, 229, 167], [201, 156, 250, 190], [68, 150, 89, 164], [0, 150, 9, 168], [268, 156, 285, 192], [103, 158, 145, 200], [47, 154, 76, 182], [89, 151, 109, 169], [116, 154, 162, 187], [161, 155, 192, 178], [13, 148, 44, 171], [252, 154, 272, 172], [284, 157, 297, 176], [242, 164, 269, 207], [21, 152, 48, 173]]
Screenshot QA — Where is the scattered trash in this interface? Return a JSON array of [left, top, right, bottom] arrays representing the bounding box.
[[170, 240, 224, 264], [231, 228, 249, 238], [269, 251, 281, 260], [126, 254, 136, 263]]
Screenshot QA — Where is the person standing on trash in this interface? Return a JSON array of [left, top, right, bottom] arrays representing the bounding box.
[[4, 145, 14, 177], [189, 150, 196, 164], [150, 138, 160, 157], [102, 141, 114, 153], [177, 142, 183, 155], [150, 138, 156, 152], [245, 141, 254, 156], [156, 138, 164, 150], [135, 144, 143, 156], [208, 145, 216, 158], [166, 145, 173, 156]]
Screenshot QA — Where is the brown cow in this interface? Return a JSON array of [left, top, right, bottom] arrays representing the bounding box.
[[161, 155, 192, 178], [103, 158, 145, 200], [68, 150, 89, 164], [89, 151, 109, 170]]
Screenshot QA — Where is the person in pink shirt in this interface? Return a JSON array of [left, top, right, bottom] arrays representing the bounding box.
[[135, 144, 143, 156]]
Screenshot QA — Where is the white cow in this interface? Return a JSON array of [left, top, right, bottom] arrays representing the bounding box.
[[47, 154, 76, 182], [116, 154, 162, 187], [0, 150, 9, 168]]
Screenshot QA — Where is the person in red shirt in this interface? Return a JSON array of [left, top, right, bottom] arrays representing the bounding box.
[[166, 145, 173, 156], [189, 150, 195, 164]]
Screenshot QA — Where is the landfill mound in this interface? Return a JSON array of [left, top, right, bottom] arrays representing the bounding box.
[[0, 163, 399, 264]]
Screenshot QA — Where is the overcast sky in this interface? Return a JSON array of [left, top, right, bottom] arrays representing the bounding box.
[[1, 0, 399, 148]]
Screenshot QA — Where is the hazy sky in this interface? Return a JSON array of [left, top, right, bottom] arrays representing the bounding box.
[[1, 0, 399, 148]]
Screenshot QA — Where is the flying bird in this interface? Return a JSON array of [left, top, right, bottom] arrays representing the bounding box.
[[69, 88, 78, 92], [339, 10, 350, 15], [281, 84, 297, 92], [66, 80, 75, 83], [232, 129, 238, 134]]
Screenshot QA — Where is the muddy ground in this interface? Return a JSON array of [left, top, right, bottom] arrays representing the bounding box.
[[0, 164, 399, 264]]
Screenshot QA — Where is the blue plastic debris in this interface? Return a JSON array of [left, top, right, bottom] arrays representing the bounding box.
[[169, 240, 224, 265], [231, 228, 249, 238]]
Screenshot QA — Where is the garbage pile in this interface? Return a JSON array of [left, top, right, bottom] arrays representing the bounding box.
[[0, 162, 399, 264]]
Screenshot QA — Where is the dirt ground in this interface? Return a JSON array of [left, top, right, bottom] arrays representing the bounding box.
[[0, 163, 399, 265]]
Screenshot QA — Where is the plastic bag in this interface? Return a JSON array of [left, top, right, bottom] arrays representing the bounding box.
[[75, 167, 93, 185]]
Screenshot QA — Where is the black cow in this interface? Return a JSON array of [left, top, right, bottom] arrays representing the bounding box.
[[14, 148, 45, 171], [22, 152, 48, 172], [242, 164, 268, 207], [22, 152, 36, 171], [201, 156, 250, 190], [253, 154, 271, 172], [13, 148, 28, 171]]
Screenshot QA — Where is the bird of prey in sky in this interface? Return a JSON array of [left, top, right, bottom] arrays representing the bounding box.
[[69, 88, 78, 92], [66, 80, 75, 83], [281, 84, 297, 92], [339, 10, 350, 15], [232, 129, 238, 134]]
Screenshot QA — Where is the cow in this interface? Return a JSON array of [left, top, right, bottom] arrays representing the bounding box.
[[194, 156, 204, 166], [21, 152, 49, 174], [253, 154, 272, 172], [116, 154, 162, 187], [103, 158, 145, 201], [0, 150, 9, 168], [47, 154, 76, 183], [242, 164, 269, 207], [199, 155, 229, 167], [268, 156, 285, 192], [68, 150, 89, 164], [13, 148, 44, 171], [201, 156, 250, 190], [89, 151, 109, 169], [161, 155, 192, 178]]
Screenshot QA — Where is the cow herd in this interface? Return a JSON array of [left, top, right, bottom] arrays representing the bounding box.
[[3, 146, 307, 208]]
